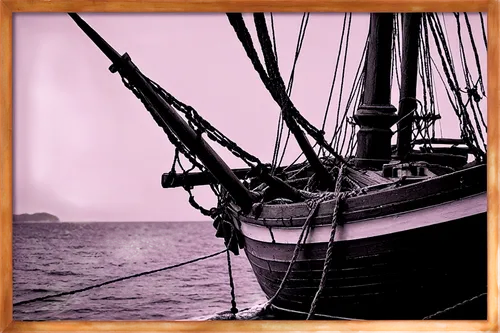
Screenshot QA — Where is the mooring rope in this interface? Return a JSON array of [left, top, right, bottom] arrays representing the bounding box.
[[267, 290, 485, 320], [273, 291, 486, 320], [271, 304, 364, 321], [422, 292, 487, 319], [265, 197, 322, 306], [264, 185, 342, 311], [226, 250, 238, 315], [307, 164, 345, 319], [14, 249, 228, 307]]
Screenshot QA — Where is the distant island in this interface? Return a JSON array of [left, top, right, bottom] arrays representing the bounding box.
[[13, 212, 60, 223]]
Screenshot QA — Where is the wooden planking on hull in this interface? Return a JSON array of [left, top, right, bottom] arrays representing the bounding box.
[[240, 192, 486, 244], [243, 213, 486, 278], [242, 164, 486, 228], [248, 252, 484, 297], [240, 212, 487, 320]]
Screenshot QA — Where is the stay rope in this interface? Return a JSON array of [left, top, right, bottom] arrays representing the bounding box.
[[276, 13, 310, 170]]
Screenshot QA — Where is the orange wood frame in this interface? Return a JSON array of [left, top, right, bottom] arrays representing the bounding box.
[[0, 1, 498, 331]]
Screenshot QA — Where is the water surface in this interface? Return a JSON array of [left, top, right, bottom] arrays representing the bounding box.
[[14, 221, 266, 320]]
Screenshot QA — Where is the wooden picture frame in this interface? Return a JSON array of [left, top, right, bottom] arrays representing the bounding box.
[[0, 0, 498, 332]]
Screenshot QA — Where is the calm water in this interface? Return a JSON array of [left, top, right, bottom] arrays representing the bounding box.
[[13, 222, 267, 321]]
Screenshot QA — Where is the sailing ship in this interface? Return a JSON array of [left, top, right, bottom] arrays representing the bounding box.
[[68, 12, 487, 320]]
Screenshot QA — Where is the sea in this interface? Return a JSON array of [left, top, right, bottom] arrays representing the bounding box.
[[13, 221, 268, 321]]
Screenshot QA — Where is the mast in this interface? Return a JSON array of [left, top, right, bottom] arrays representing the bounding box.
[[68, 13, 257, 213], [396, 13, 422, 159], [354, 13, 398, 169]]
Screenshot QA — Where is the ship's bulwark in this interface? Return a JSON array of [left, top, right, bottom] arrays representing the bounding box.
[[234, 165, 487, 320]]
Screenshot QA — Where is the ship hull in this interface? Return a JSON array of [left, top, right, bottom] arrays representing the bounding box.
[[235, 164, 487, 319]]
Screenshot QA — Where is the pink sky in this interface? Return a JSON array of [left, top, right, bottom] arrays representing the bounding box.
[[12, 13, 487, 222]]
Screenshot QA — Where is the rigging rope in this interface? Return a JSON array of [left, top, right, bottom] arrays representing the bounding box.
[[276, 13, 310, 169], [448, 13, 487, 146], [479, 12, 488, 49], [454, 13, 474, 90], [331, 14, 352, 155], [118, 63, 296, 239], [463, 13, 486, 97], [272, 13, 310, 172], [418, 19, 439, 143], [424, 13, 486, 160], [321, 13, 350, 132], [14, 249, 229, 307], [390, 14, 401, 92], [332, 17, 358, 155], [424, 20, 454, 123], [227, 13, 350, 167], [270, 13, 278, 64], [119, 75, 219, 219]]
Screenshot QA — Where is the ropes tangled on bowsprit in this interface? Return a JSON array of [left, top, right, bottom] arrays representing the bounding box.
[[118, 65, 256, 254]]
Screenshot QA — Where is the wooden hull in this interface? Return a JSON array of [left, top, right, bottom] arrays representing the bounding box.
[[234, 164, 487, 319]]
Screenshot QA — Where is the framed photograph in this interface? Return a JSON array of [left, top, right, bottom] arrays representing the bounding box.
[[0, 0, 498, 332]]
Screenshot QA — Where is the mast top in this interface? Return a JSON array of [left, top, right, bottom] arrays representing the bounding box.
[[68, 13, 123, 68]]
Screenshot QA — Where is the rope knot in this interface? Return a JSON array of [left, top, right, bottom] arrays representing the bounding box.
[[466, 87, 482, 103], [209, 207, 220, 218], [336, 192, 347, 225]]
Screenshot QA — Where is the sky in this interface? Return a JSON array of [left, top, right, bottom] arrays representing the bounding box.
[[12, 12, 487, 222]]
